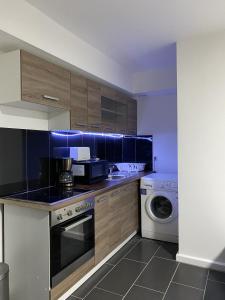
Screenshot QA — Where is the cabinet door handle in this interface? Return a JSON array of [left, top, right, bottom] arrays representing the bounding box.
[[111, 190, 120, 197], [42, 95, 60, 102], [105, 127, 113, 131], [76, 122, 87, 127], [96, 195, 108, 203], [89, 124, 101, 128]]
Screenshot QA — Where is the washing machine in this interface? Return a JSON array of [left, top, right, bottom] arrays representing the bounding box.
[[141, 173, 178, 243]]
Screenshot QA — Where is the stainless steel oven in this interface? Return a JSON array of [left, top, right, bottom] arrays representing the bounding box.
[[50, 197, 95, 287]]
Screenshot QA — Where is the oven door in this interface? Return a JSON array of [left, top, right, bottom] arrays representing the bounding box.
[[50, 210, 94, 287]]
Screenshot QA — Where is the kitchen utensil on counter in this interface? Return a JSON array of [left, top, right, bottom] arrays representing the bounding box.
[[58, 158, 73, 187], [115, 163, 146, 172]]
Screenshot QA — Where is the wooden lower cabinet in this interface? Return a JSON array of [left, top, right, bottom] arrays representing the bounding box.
[[50, 181, 138, 299], [95, 181, 139, 265], [50, 258, 95, 300]]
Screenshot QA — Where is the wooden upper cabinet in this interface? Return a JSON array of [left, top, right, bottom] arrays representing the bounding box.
[[87, 80, 102, 132], [70, 74, 88, 131], [100, 85, 117, 132], [21, 51, 70, 109], [115, 92, 127, 134], [127, 98, 137, 135], [0, 49, 137, 134], [0, 50, 70, 111]]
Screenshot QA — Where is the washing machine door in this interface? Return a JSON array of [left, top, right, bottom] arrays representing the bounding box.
[[145, 192, 177, 224]]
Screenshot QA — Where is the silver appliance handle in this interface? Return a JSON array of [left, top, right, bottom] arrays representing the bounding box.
[[62, 215, 92, 231], [42, 95, 60, 101]]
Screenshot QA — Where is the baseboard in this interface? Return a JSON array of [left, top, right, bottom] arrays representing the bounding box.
[[59, 231, 137, 300], [176, 252, 225, 272], [142, 228, 178, 243]]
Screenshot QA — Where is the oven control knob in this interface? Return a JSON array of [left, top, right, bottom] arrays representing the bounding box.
[[57, 214, 63, 221], [75, 207, 80, 212], [67, 210, 73, 216]]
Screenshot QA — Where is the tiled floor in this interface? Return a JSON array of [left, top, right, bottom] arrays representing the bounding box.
[[66, 236, 225, 300]]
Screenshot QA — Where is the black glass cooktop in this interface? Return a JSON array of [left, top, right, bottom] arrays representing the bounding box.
[[7, 187, 91, 204]]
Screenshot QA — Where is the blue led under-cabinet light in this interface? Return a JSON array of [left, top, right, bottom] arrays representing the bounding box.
[[51, 131, 124, 138]]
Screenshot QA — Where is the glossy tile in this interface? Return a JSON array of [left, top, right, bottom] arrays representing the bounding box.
[[136, 257, 178, 292], [72, 264, 113, 298], [173, 263, 207, 290], [204, 280, 225, 300], [135, 136, 152, 163], [155, 242, 178, 260], [0, 128, 27, 196], [95, 136, 106, 160], [126, 238, 159, 263], [27, 130, 50, 190], [108, 236, 140, 265], [105, 137, 115, 162], [67, 133, 83, 148], [164, 282, 203, 300], [85, 288, 122, 300], [98, 259, 144, 295], [83, 134, 96, 158], [49, 131, 68, 186], [208, 269, 225, 283], [123, 137, 135, 162], [124, 285, 163, 300], [114, 138, 122, 162]]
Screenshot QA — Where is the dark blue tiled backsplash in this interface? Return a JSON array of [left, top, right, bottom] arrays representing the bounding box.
[[0, 128, 152, 196]]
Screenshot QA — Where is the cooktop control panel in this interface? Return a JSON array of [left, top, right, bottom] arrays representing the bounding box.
[[51, 197, 95, 227]]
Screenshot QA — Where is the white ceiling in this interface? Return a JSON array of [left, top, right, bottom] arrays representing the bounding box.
[[26, 0, 225, 72]]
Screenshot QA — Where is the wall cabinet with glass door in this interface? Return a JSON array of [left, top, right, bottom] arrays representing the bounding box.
[[87, 80, 102, 132]]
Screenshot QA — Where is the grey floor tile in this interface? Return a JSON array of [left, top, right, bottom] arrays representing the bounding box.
[[85, 288, 122, 300], [108, 237, 140, 265], [72, 264, 113, 298], [98, 258, 145, 295], [155, 242, 178, 260], [124, 285, 163, 300], [204, 280, 225, 300], [173, 263, 207, 289], [164, 282, 203, 300], [126, 239, 160, 263], [208, 269, 225, 283], [136, 257, 178, 292]]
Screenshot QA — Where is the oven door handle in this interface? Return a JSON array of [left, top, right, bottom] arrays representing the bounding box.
[[61, 215, 93, 231]]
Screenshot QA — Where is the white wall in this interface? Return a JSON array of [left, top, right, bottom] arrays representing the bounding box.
[[0, 0, 132, 92], [133, 68, 177, 95], [137, 93, 177, 173], [177, 31, 225, 271]]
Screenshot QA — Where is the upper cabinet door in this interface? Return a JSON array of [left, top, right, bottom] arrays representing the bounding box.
[[21, 51, 70, 109], [101, 85, 117, 133], [115, 93, 127, 134], [70, 74, 88, 131], [127, 98, 137, 135], [87, 80, 102, 132]]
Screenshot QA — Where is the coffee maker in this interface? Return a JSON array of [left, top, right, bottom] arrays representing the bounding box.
[[57, 158, 73, 188]]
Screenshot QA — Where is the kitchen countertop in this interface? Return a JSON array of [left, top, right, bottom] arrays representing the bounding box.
[[0, 171, 152, 211]]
